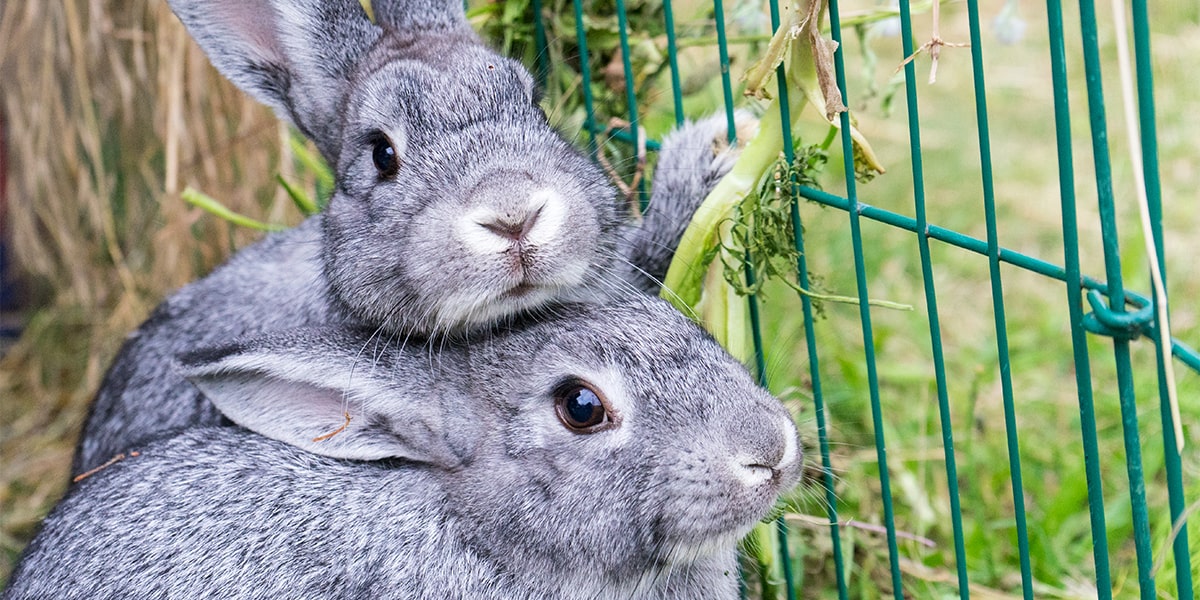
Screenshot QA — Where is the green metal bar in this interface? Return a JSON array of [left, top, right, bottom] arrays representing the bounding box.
[[1076, 0, 1155, 595], [774, 517, 796, 598], [964, 0, 1034, 595], [741, 257, 796, 598], [896, 0, 969, 595], [765, 0, 848, 594], [788, 186, 1200, 373], [581, 123, 662, 151], [1043, 0, 1113, 593], [826, 0, 904, 596], [613, 1, 639, 152], [662, 0, 685, 127], [613, 0, 646, 204], [711, 0, 738, 144], [530, 0, 548, 88], [571, 0, 597, 155], [788, 193, 849, 600], [711, 3, 796, 595], [1131, 0, 1193, 595]]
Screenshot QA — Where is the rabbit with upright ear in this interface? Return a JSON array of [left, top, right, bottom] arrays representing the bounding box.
[[175, 0, 617, 334], [73, 0, 751, 475], [8, 294, 802, 600]]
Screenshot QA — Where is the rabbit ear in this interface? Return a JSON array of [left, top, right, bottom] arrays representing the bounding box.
[[179, 331, 471, 468], [167, 0, 382, 160]]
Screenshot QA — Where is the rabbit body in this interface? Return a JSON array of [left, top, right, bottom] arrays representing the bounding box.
[[12, 431, 740, 600], [11, 296, 801, 599], [73, 0, 747, 475], [77, 218, 333, 470], [74, 117, 742, 476]]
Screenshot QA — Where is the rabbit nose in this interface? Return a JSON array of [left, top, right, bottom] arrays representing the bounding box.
[[729, 414, 801, 487], [456, 188, 566, 254], [480, 207, 541, 241]]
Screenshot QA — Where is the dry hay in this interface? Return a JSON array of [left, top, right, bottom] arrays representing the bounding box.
[[1, 0, 315, 579]]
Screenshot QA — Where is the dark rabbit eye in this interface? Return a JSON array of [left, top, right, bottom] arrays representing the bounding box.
[[371, 136, 400, 178], [554, 381, 610, 432]]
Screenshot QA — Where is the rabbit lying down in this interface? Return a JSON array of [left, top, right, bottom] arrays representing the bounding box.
[[74, 0, 753, 475], [6, 294, 802, 600]]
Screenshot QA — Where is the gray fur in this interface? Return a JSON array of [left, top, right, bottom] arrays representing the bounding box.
[[620, 111, 754, 293], [73, 0, 743, 474], [8, 295, 801, 599], [73, 116, 737, 474]]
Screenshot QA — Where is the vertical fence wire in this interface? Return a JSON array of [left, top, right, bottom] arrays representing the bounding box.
[[743, 259, 798, 597], [826, 0, 905, 596], [895, 1, 970, 596], [558, 1, 1193, 596], [613, 0, 644, 203], [1130, 0, 1195, 595], [711, 0, 739, 141], [661, 0, 685, 127], [763, 0, 849, 594], [1075, 0, 1156, 596], [1043, 0, 1116, 594], [530, 0, 548, 87], [571, 0, 597, 155], [708, 4, 798, 596], [964, 0, 1034, 596]]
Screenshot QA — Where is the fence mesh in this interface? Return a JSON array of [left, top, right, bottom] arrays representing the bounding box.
[[523, 0, 1198, 596]]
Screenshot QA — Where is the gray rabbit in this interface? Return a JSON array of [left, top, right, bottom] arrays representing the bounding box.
[[74, 0, 751, 475], [7, 294, 801, 599]]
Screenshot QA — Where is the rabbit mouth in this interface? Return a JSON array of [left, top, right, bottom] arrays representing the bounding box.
[[503, 281, 537, 298]]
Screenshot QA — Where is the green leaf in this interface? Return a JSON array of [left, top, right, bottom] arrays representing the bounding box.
[[276, 174, 319, 217], [288, 134, 334, 196], [183, 187, 285, 232]]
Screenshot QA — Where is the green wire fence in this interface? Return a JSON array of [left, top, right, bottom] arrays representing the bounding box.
[[515, 0, 1195, 597]]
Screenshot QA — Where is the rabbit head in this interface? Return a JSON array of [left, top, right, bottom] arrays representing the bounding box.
[[184, 293, 803, 594], [169, 0, 624, 335]]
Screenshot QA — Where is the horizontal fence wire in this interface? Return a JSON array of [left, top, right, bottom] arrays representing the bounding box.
[[559, 0, 1195, 597], [789, 186, 1200, 371]]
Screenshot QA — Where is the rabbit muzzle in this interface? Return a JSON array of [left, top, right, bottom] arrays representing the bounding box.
[[445, 175, 595, 307], [729, 412, 802, 491], [646, 415, 802, 564]]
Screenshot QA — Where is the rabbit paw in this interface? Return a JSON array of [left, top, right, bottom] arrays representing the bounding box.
[[654, 111, 759, 201], [705, 111, 759, 188]]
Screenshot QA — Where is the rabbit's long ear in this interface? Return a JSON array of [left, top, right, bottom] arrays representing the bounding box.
[[167, 0, 382, 160], [179, 330, 472, 468]]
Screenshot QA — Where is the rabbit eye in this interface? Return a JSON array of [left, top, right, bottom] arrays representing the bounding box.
[[553, 380, 611, 433], [371, 136, 400, 179]]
